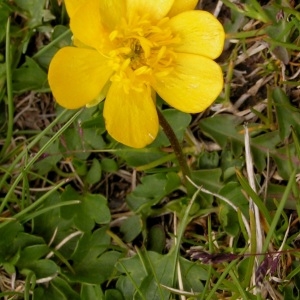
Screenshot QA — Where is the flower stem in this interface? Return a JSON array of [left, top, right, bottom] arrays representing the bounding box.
[[156, 108, 191, 187]]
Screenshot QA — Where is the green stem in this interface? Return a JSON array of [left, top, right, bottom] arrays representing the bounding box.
[[156, 108, 190, 185], [0, 18, 14, 161]]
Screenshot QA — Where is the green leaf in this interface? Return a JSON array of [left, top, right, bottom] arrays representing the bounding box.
[[147, 225, 165, 253], [3, 262, 16, 275], [34, 136, 62, 174], [116, 251, 175, 300], [60, 186, 110, 232], [33, 192, 76, 258], [20, 259, 59, 279], [190, 169, 224, 207], [179, 257, 209, 292], [237, 171, 272, 225], [71, 248, 120, 284], [199, 114, 244, 156], [50, 277, 81, 300], [81, 284, 104, 300], [33, 284, 67, 300], [198, 151, 220, 169], [116, 276, 135, 300], [66, 228, 120, 284], [220, 149, 244, 181], [198, 113, 295, 176], [273, 87, 300, 139], [272, 143, 299, 180], [12, 57, 48, 93], [126, 172, 181, 214], [219, 205, 238, 236], [116, 255, 147, 300], [165, 172, 181, 193], [72, 158, 87, 176], [251, 131, 281, 171], [60, 186, 81, 220], [86, 158, 102, 185], [219, 182, 249, 217], [120, 215, 142, 243], [283, 285, 300, 300], [83, 194, 111, 225], [17, 244, 49, 267], [61, 126, 105, 160], [116, 147, 166, 167], [70, 228, 110, 262], [14, 0, 47, 28], [82, 127, 106, 150], [237, 257, 253, 284], [266, 183, 298, 210], [105, 289, 124, 300], [0, 221, 23, 263], [81, 114, 106, 132], [191, 168, 223, 193], [11, 232, 45, 251], [101, 158, 118, 172]]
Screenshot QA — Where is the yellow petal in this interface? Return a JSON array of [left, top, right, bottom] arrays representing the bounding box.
[[48, 47, 113, 109], [169, 10, 225, 59], [86, 81, 111, 108], [99, 0, 126, 30], [126, 0, 174, 21], [168, 0, 198, 17], [70, 0, 106, 50], [152, 53, 223, 113], [104, 82, 159, 148], [64, 0, 85, 17]]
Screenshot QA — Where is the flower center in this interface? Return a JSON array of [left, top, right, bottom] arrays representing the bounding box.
[[107, 15, 180, 93]]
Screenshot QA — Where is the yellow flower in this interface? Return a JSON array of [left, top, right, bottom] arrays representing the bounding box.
[[48, 0, 225, 148]]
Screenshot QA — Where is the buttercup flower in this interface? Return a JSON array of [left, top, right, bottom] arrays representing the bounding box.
[[48, 0, 225, 148]]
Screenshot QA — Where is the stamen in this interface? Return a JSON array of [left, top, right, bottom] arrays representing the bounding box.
[[107, 14, 180, 89], [121, 58, 131, 71], [109, 30, 119, 41], [134, 66, 150, 76], [155, 46, 167, 63]]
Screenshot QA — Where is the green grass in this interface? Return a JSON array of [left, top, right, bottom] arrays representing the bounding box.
[[0, 0, 300, 299]]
